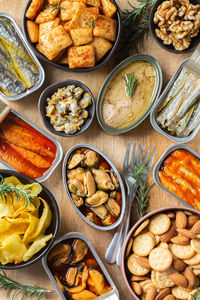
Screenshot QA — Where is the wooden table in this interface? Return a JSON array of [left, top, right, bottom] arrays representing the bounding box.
[[0, 1, 198, 299]]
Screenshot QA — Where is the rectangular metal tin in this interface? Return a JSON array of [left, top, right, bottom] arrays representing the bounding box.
[[150, 58, 200, 143], [0, 13, 45, 101], [42, 232, 119, 300], [0, 109, 63, 182], [153, 143, 200, 210]]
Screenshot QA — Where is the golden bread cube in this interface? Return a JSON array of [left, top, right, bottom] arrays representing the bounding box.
[[93, 15, 117, 41], [101, 0, 117, 18], [41, 25, 72, 60], [92, 37, 112, 61], [25, 0, 45, 19], [36, 43, 60, 60], [26, 20, 39, 43], [68, 44, 95, 68], [60, 0, 86, 21], [85, 0, 100, 7], [70, 28, 93, 46], [35, 4, 59, 24], [39, 17, 60, 44], [69, 7, 99, 29]]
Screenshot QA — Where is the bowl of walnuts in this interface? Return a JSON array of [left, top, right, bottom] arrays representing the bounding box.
[[149, 0, 200, 53], [121, 206, 200, 299]]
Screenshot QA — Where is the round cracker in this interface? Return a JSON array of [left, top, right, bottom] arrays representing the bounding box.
[[126, 237, 133, 258], [155, 267, 175, 288], [149, 247, 173, 271], [171, 244, 196, 259], [159, 242, 169, 249], [149, 214, 171, 235], [151, 270, 159, 287], [172, 287, 193, 299], [184, 252, 200, 265], [191, 239, 200, 253], [134, 219, 150, 237], [193, 268, 200, 275], [140, 280, 154, 293], [127, 254, 150, 276], [133, 232, 155, 257]]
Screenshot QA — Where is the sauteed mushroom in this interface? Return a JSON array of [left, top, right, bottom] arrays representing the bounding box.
[[48, 243, 72, 267], [92, 169, 115, 190], [85, 191, 108, 207]]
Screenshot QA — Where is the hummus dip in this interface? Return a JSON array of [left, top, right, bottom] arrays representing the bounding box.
[[102, 60, 156, 129]]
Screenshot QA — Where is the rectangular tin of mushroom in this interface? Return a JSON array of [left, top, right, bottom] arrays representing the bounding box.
[[0, 12, 45, 101], [42, 232, 119, 300], [153, 143, 200, 210], [150, 58, 200, 143], [0, 107, 63, 182]]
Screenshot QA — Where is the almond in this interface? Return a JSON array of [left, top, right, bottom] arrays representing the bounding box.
[[184, 266, 196, 289], [160, 223, 177, 243], [136, 257, 150, 269], [163, 295, 175, 300], [188, 215, 199, 228], [168, 273, 188, 288], [191, 220, 200, 235], [146, 286, 157, 300], [131, 281, 143, 296], [167, 212, 175, 219], [176, 228, 196, 239], [176, 211, 187, 229], [130, 275, 149, 281], [155, 288, 170, 300], [171, 235, 190, 245], [173, 258, 187, 272]]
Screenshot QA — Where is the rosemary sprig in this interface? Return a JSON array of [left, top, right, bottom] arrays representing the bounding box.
[[0, 269, 54, 300], [88, 17, 96, 28], [192, 288, 200, 299], [50, 0, 66, 12], [131, 163, 154, 218], [123, 73, 138, 98], [0, 175, 34, 208], [118, 0, 156, 61]]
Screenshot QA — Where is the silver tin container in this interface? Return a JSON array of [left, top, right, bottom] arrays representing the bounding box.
[[0, 109, 63, 182], [42, 232, 119, 300], [96, 54, 163, 135], [62, 144, 126, 231], [0, 13, 45, 101], [150, 58, 200, 143], [153, 143, 200, 209]]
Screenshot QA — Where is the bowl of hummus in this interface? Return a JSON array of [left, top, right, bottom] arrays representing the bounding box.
[[96, 54, 163, 134]]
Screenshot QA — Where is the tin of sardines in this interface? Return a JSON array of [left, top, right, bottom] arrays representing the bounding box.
[[0, 13, 44, 100], [0, 107, 63, 182], [150, 58, 200, 143], [153, 143, 200, 211], [42, 232, 119, 300]]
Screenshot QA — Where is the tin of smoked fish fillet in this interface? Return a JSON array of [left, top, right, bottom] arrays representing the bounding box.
[[0, 112, 57, 179], [159, 149, 200, 210]]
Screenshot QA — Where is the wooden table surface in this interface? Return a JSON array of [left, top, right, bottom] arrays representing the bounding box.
[[0, 0, 199, 299]]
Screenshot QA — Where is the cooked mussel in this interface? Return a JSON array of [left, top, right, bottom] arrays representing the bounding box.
[[92, 169, 115, 191], [101, 213, 113, 226], [90, 205, 108, 220], [71, 239, 88, 264], [83, 151, 99, 168], [64, 265, 88, 293], [85, 190, 108, 207], [84, 170, 96, 197], [65, 266, 78, 287], [71, 194, 84, 207], [67, 167, 85, 181], [88, 269, 106, 295], [86, 212, 96, 223], [68, 153, 84, 169], [105, 198, 121, 217], [71, 290, 96, 299], [47, 243, 72, 267], [68, 179, 85, 197], [108, 171, 120, 190]]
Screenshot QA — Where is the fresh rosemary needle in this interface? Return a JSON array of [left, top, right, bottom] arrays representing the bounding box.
[[123, 73, 138, 98], [0, 269, 54, 300], [50, 0, 66, 12], [88, 17, 96, 28], [0, 175, 35, 207]]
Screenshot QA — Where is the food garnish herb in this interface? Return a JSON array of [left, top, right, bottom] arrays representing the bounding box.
[[124, 73, 138, 98], [131, 163, 154, 218], [0, 270, 54, 300], [192, 288, 200, 299], [119, 0, 156, 60], [0, 175, 34, 207], [88, 17, 96, 28], [50, 0, 66, 12]]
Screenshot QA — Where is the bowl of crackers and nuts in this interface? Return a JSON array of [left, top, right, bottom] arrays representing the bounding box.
[[121, 206, 200, 300], [149, 0, 200, 54]]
